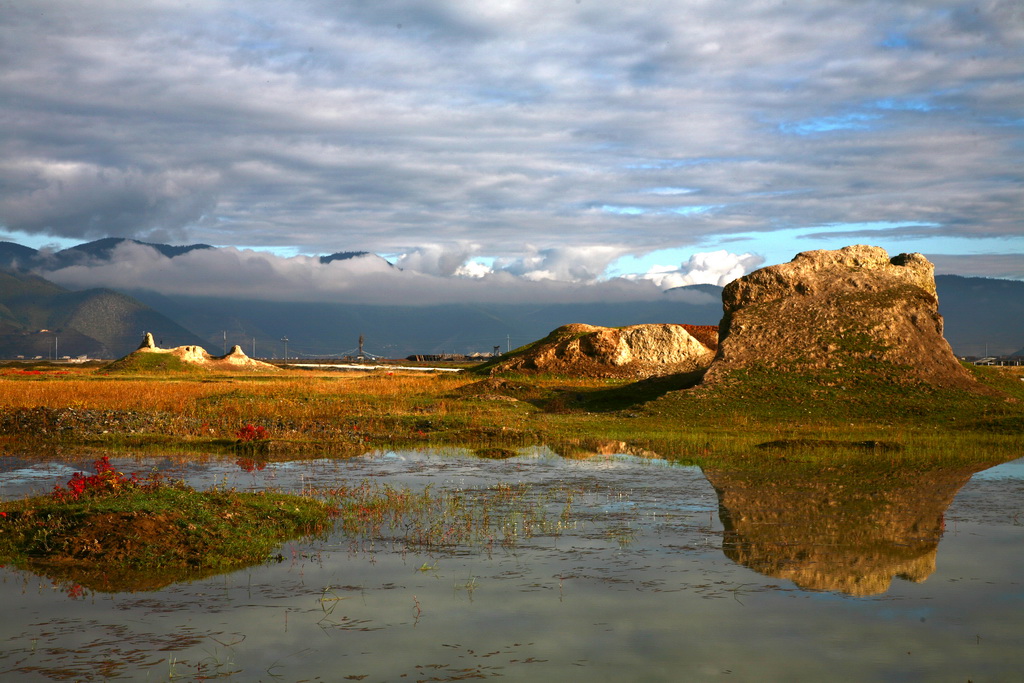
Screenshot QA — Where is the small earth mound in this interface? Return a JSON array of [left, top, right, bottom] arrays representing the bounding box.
[[453, 377, 534, 401], [106, 333, 278, 373], [483, 323, 717, 379]]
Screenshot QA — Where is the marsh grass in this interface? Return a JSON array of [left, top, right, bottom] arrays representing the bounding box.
[[0, 462, 337, 592], [0, 360, 1020, 462], [322, 480, 569, 550]]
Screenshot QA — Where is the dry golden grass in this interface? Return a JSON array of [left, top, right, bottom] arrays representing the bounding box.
[[0, 378, 223, 412], [0, 368, 506, 443], [0, 369, 473, 410]]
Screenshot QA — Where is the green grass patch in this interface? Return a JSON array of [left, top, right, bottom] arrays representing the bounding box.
[[0, 460, 336, 592], [101, 351, 206, 375]]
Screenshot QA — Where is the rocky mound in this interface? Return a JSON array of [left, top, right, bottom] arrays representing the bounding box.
[[112, 333, 278, 372], [486, 323, 717, 379], [702, 245, 981, 391]]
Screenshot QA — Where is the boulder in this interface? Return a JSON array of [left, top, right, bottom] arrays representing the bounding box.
[[702, 245, 980, 391], [489, 323, 717, 379]]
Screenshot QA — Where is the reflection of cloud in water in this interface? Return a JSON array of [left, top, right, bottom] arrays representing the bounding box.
[[703, 461, 995, 596], [0, 459, 83, 497], [967, 457, 1024, 481]]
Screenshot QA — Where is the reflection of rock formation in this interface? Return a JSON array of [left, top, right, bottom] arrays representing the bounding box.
[[703, 462, 989, 596], [551, 438, 660, 460]]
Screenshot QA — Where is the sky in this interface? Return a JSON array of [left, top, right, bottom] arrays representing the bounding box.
[[1, 0, 1022, 304]]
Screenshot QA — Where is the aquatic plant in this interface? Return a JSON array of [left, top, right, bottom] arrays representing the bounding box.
[[324, 480, 571, 550], [51, 455, 142, 501]]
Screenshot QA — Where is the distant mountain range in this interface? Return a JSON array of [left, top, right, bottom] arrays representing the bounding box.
[[0, 237, 214, 271], [931, 274, 1024, 358], [0, 238, 388, 272], [0, 238, 1020, 359], [0, 268, 206, 359]]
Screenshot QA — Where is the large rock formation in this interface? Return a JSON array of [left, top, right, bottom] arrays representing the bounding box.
[[126, 332, 278, 371], [487, 323, 717, 379], [703, 245, 979, 390]]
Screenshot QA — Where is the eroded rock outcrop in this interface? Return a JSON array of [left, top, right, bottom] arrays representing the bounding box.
[[702, 245, 980, 390], [131, 332, 278, 371], [488, 323, 717, 379]]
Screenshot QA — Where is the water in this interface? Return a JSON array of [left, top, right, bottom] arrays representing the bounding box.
[[0, 449, 1021, 681]]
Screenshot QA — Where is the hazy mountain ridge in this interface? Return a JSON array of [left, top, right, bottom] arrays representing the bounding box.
[[934, 275, 1024, 357], [0, 269, 207, 359], [319, 251, 395, 267], [0, 238, 213, 271], [122, 291, 724, 359], [0, 239, 1020, 359]]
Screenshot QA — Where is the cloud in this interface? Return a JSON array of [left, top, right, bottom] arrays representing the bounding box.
[[631, 250, 765, 289], [1, 0, 1021, 277], [0, 160, 218, 241], [395, 243, 482, 277], [492, 245, 628, 282], [40, 241, 671, 305]]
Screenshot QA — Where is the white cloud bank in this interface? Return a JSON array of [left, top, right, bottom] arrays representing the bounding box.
[[39, 241, 756, 305], [631, 251, 765, 289]]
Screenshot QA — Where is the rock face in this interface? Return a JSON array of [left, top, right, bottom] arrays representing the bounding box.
[[489, 323, 717, 379], [703, 245, 979, 390], [132, 332, 278, 371]]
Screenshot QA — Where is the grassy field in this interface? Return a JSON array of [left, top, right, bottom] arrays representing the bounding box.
[[0, 358, 1021, 465], [0, 358, 1020, 592]]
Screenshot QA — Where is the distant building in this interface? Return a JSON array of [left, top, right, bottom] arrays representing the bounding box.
[[967, 355, 1023, 366]]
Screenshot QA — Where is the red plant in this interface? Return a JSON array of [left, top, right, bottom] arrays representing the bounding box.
[[235, 424, 269, 442], [52, 456, 139, 501]]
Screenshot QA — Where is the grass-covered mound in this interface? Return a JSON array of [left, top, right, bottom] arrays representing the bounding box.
[[0, 457, 336, 592], [101, 349, 204, 374]]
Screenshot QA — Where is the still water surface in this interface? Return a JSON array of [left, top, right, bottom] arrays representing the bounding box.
[[0, 449, 1021, 681]]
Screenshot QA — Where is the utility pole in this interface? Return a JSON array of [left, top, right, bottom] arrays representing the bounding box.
[[507, 334, 511, 354], [252, 337, 256, 358], [281, 336, 289, 365]]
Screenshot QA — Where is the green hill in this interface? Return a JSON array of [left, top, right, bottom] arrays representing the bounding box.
[[0, 270, 206, 359]]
